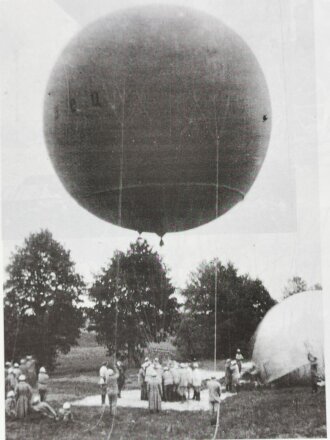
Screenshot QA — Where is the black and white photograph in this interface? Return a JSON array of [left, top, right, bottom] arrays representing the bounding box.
[[1, 0, 329, 438]]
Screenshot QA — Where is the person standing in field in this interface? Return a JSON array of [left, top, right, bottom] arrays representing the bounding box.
[[207, 376, 221, 426], [170, 361, 180, 401], [99, 361, 108, 405], [106, 367, 119, 416], [162, 366, 173, 402], [15, 374, 32, 419], [26, 355, 37, 387], [225, 359, 232, 392], [20, 359, 28, 378], [138, 364, 147, 400], [5, 391, 17, 419], [235, 349, 244, 373], [178, 363, 189, 402], [308, 353, 319, 393], [37, 367, 49, 402], [116, 360, 126, 398], [6, 366, 15, 393], [191, 363, 202, 401], [13, 363, 21, 380], [147, 371, 162, 413], [230, 360, 240, 393]]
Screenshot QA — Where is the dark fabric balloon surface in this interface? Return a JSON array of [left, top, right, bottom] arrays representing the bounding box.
[[44, 6, 271, 236]]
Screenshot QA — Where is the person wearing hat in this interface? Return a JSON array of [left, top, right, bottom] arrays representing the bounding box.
[[38, 367, 50, 402], [207, 376, 221, 426], [225, 359, 232, 392], [162, 366, 173, 402], [31, 395, 58, 420], [15, 374, 33, 419], [13, 362, 21, 379], [230, 360, 240, 393], [99, 362, 108, 405], [191, 363, 202, 401], [59, 402, 73, 422], [106, 366, 119, 416], [235, 349, 244, 373], [147, 371, 162, 413], [5, 390, 17, 419]]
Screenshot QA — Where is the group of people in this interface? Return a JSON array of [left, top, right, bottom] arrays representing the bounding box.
[[5, 356, 73, 422], [138, 357, 203, 409], [224, 349, 244, 393]]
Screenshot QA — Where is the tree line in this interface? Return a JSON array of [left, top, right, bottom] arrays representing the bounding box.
[[3, 230, 321, 370]]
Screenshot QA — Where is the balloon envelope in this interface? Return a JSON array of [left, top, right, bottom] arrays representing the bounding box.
[[252, 291, 325, 383], [44, 5, 271, 236]]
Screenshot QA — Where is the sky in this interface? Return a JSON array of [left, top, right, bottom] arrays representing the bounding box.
[[1, 0, 327, 302]]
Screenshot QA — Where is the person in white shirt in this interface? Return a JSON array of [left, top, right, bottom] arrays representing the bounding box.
[[99, 361, 108, 405], [191, 363, 202, 401], [235, 349, 244, 373]]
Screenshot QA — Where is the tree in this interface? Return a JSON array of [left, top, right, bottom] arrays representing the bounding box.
[[4, 230, 85, 369], [282, 276, 307, 299], [88, 239, 179, 366], [176, 259, 276, 360]]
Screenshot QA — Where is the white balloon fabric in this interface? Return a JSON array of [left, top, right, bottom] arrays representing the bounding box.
[[252, 291, 324, 383]]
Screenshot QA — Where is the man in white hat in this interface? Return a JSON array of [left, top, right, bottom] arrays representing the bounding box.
[[5, 390, 17, 419], [31, 395, 58, 420], [38, 367, 50, 402], [59, 402, 73, 422], [15, 374, 32, 419]]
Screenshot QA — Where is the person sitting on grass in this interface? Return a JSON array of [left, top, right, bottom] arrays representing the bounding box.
[[31, 395, 58, 420], [59, 402, 74, 422], [147, 371, 162, 413], [38, 367, 49, 402], [207, 376, 221, 426], [5, 391, 17, 419]]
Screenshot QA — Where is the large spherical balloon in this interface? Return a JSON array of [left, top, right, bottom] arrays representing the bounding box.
[[44, 5, 271, 237]]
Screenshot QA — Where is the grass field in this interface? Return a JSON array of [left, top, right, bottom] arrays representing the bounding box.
[[5, 332, 327, 439]]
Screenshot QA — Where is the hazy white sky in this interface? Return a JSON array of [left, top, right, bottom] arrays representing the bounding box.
[[1, 0, 326, 301]]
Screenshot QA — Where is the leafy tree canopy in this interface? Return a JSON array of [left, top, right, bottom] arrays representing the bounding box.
[[282, 276, 322, 299], [88, 238, 179, 366], [176, 259, 276, 360], [4, 230, 85, 369]]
